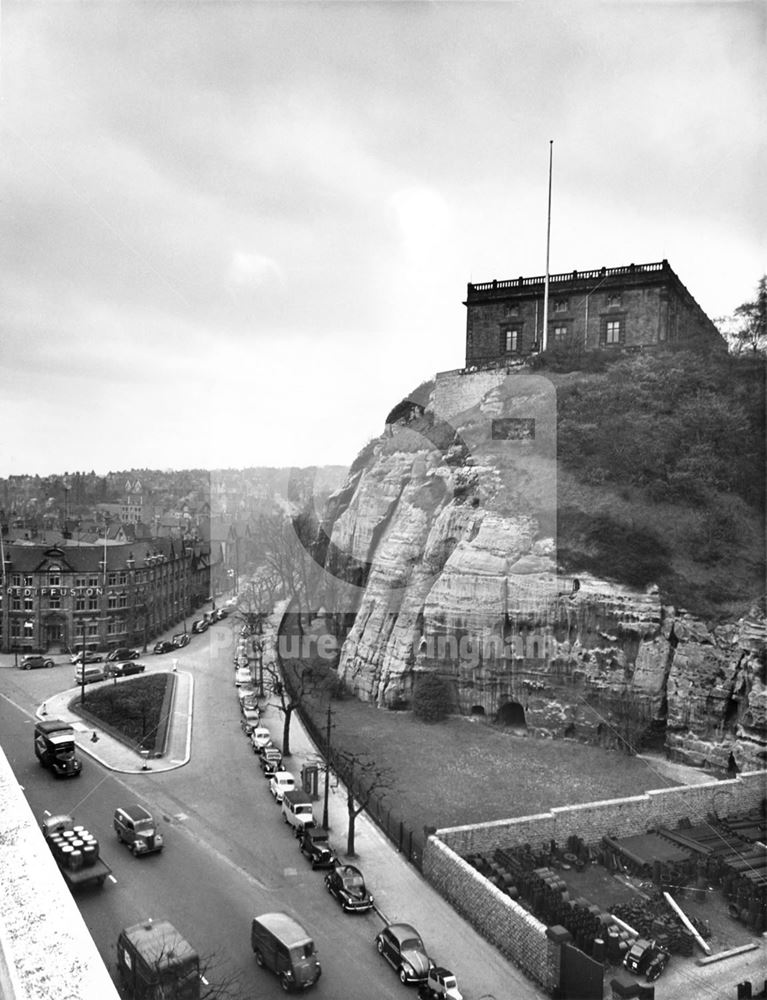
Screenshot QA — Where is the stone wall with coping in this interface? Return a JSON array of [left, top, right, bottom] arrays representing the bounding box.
[[0, 748, 120, 1000], [435, 770, 765, 858], [422, 835, 556, 993]]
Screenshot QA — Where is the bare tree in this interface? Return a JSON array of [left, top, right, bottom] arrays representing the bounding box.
[[332, 748, 395, 857], [233, 569, 279, 636], [263, 657, 320, 758]]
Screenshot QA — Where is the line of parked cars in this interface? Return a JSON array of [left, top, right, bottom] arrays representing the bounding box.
[[232, 624, 462, 999]]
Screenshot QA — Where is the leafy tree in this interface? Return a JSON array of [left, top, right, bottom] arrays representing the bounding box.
[[732, 275, 767, 354], [412, 672, 453, 722]]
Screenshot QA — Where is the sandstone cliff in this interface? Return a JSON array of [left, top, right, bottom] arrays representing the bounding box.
[[322, 370, 766, 774]]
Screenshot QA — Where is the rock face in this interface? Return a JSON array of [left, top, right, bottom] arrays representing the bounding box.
[[323, 373, 767, 774]]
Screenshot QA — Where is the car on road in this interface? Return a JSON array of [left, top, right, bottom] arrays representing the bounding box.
[[269, 771, 295, 803], [325, 863, 375, 912], [105, 661, 147, 678], [299, 829, 338, 870], [259, 746, 283, 776], [241, 703, 260, 733], [418, 967, 463, 1000], [191, 619, 208, 634], [171, 632, 190, 649], [235, 666, 252, 687], [19, 654, 55, 670], [375, 923, 433, 984], [106, 647, 140, 662], [71, 649, 104, 664], [153, 640, 174, 655], [114, 804, 164, 856], [215, 608, 229, 620], [250, 727, 272, 752], [237, 684, 258, 705]]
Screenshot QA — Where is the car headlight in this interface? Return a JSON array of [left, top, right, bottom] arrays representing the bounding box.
[[402, 963, 414, 976], [155, 834, 163, 844], [135, 839, 146, 849]]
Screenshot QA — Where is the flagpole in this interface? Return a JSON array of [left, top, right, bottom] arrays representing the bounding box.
[[542, 139, 553, 353]]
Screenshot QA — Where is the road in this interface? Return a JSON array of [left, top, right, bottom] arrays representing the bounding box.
[[0, 632, 449, 1000]]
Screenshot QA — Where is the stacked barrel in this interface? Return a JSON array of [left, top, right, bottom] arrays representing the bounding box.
[[46, 822, 100, 871]]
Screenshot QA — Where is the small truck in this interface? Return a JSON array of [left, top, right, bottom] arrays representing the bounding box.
[[42, 813, 111, 889], [34, 719, 82, 778], [418, 967, 463, 1000]]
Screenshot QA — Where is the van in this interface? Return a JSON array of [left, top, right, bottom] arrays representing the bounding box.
[[117, 919, 199, 1000], [250, 912, 321, 992], [281, 789, 316, 835], [74, 663, 106, 685], [114, 804, 164, 855]]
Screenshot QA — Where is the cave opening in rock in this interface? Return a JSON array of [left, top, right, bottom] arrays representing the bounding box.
[[498, 701, 527, 728], [471, 705, 486, 716], [724, 695, 739, 731]]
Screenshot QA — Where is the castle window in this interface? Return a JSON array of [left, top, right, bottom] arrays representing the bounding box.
[[502, 328, 521, 353], [553, 324, 569, 341], [554, 298, 569, 313], [604, 318, 623, 344]]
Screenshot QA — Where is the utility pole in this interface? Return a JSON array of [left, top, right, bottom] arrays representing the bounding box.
[[322, 703, 333, 829], [80, 617, 87, 705]]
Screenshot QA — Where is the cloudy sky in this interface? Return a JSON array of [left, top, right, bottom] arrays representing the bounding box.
[[1, 2, 763, 478]]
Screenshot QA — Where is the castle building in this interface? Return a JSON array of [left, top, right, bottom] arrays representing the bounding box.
[[0, 539, 215, 654], [464, 259, 725, 367]]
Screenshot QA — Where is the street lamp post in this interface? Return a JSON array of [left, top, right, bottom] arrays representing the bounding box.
[[80, 617, 87, 705]]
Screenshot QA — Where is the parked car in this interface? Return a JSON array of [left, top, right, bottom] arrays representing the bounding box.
[[106, 647, 140, 662], [71, 649, 104, 664], [259, 746, 283, 776], [19, 654, 54, 670], [191, 619, 208, 634], [325, 863, 375, 912], [215, 608, 229, 620], [114, 804, 164, 856], [237, 684, 258, 705], [418, 967, 463, 1000], [235, 666, 252, 687], [74, 663, 107, 685], [269, 771, 296, 803], [375, 923, 433, 984], [299, 829, 337, 870], [250, 727, 272, 752], [153, 640, 174, 655], [241, 703, 261, 733], [171, 632, 190, 649], [105, 661, 147, 678]]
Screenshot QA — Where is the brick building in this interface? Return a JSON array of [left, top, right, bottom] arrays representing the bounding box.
[[0, 538, 215, 655], [464, 259, 725, 367]]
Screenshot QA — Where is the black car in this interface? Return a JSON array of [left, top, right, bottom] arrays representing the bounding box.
[[19, 654, 55, 670], [105, 661, 147, 678], [171, 632, 190, 649], [326, 863, 375, 912], [259, 746, 282, 776], [299, 829, 338, 870], [153, 640, 174, 654], [106, 647, 140, 662], [375, 923, 432, 983], [191, 619, 208, 634]]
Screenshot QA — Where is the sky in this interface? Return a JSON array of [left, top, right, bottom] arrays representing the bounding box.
[[0, 1, 764, 478]]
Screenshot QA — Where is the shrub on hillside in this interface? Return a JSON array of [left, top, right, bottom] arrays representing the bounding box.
[[412, 673, 453, 723]]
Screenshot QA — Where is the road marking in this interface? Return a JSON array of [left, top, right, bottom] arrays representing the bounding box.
[[200, 976, 209, 985], [283, 867, 298, 876], [43, 809, 50, 817], [108, 874, 117, 884], [173, 812, 188, 821]]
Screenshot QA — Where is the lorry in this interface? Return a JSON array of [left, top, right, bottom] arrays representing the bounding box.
[[117, 919, 200, 1000], [41, 813, 112, 889], [251, 911, 321, 992], [34, 719, 82, 778], [281, 788, 316, 835]]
